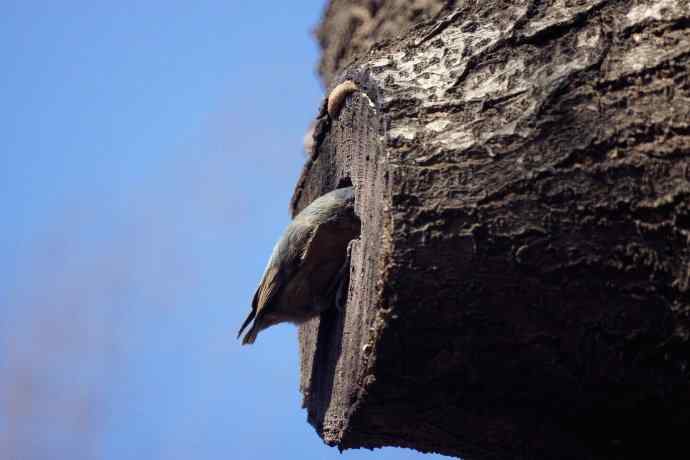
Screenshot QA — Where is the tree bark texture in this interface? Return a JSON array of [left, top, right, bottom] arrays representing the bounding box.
[[293, 1, 690, 459]]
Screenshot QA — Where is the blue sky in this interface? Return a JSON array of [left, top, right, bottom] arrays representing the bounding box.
[[1, 2, 451, 459]]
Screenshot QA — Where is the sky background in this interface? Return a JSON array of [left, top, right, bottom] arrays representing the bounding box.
[[1, 2, 451, 459]]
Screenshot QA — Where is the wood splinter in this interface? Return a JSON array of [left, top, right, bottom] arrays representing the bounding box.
[[327, 80, 360, 118]]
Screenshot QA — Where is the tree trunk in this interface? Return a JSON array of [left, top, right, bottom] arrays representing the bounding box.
[[293, 1, 690, 459]]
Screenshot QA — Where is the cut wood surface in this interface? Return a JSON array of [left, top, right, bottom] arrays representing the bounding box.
[[292, 1, 690, 458]]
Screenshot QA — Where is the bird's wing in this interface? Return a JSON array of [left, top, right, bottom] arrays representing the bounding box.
[[300, 220, 337, 263], [254, 265, 282, 316]]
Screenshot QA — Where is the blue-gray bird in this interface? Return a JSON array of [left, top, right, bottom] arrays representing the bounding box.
[[238, 186, 359, 345]]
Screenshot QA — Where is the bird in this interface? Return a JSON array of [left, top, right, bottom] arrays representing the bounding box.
[[238, 186, 360, 345]]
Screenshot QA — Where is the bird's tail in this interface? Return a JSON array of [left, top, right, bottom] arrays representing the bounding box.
[[241, 324, 260, 345], [237, 309, 256, 340]]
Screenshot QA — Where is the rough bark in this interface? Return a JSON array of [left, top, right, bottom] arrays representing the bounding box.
[[315, 0, 452, 85], [294, 1, 690, 459]]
